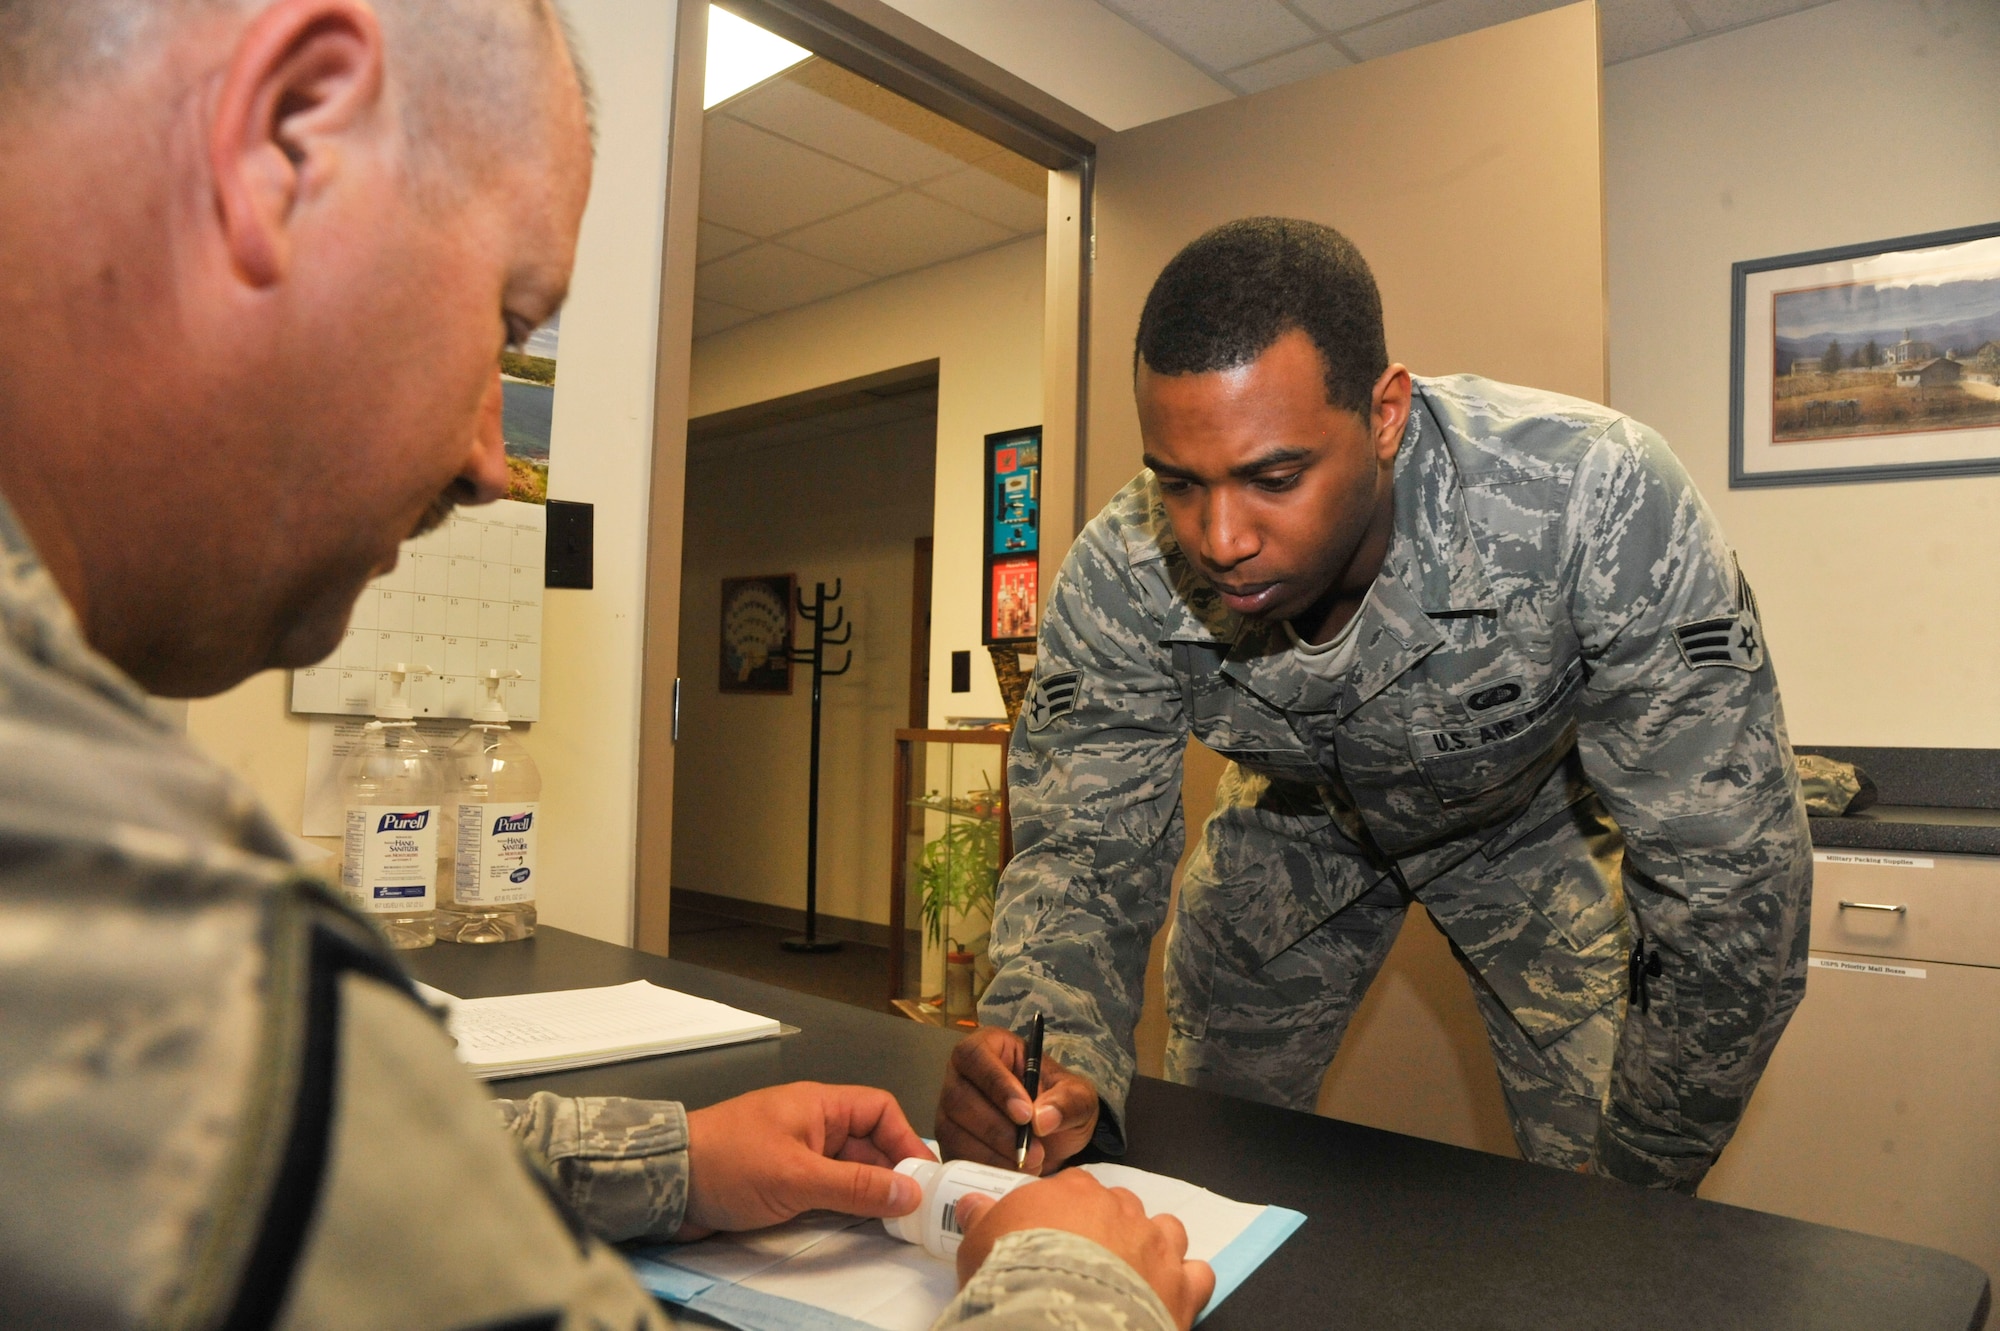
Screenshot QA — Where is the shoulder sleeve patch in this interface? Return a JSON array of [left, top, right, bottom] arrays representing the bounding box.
[[1025, 670, 1082, 731], [1674, 614, 1762, 671]]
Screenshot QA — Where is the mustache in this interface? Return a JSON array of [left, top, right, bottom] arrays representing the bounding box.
[[410, 477, 481, 540]]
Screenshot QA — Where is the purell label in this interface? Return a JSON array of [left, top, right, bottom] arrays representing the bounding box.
[[455, 802, 537, 905], [342, 804, 438, 913]]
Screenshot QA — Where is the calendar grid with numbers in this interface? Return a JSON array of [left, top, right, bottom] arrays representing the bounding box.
[[290, 499, 545, 720]]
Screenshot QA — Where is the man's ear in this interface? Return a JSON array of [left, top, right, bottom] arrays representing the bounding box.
[[209, 0, 387, 288], [1371, 364, 1413, 463]]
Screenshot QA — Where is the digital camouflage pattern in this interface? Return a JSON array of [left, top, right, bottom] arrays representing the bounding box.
[[1795, 752, 1874, 816], [0, 489, 1160, 1330], [982, 374, 1813, 1191], [942, 1230, 1176, 1331], [495, 1092, 693, 1242]]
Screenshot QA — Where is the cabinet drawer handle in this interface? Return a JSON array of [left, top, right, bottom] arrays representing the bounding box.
[[1837, 900, 1907, 914]]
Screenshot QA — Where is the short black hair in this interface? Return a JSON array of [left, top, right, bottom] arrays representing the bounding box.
[[1135, 217, 1387, 417]]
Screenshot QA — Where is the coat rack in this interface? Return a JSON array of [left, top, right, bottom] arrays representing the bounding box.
[[781, 579, 853, 953]]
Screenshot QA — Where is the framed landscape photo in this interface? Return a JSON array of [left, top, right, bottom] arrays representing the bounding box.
[[719, 574, 794, 694], [1731, 221, 2000, 488]]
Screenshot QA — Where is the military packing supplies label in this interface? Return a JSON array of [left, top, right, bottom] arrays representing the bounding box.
[[456, 803, 538, 905], [343, 805, 439, 912]]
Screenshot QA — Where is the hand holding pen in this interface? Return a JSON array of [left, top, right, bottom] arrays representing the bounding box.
[[936, 1020, 1101, 1175], [1015, 1013, 1044, 1168]]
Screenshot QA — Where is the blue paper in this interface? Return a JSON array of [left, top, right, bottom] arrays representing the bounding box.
[[1198, 1204, 1307, 1323]]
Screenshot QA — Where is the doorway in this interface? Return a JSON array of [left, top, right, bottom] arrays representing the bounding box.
[[669, 366, 939, 1007]]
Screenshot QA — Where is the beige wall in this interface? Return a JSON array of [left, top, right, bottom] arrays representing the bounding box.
[[675, 411, 935, 926], [1086, 2, 1604, 1156], [1085, 2, 1607, 509], [189, 0, 691, 946], [689, 236, 1046, 730], [1605, 0, 2000, 747]]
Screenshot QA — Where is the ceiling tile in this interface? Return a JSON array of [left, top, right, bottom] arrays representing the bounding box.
[[919, 167, 1047, 232], [728, 74, 977, 184], [697, 221, 756, 265], [1287, 0, 1432, 30], [696, 243, 874, 314], [699, 117, 898, 237], [1226, 40, 1353, 93], [1340, 0, 1564, 62], [783, 192, 1015, 277], [693, 299, 759, 338], [1095, 0, 1317, 72], [1599, 0, 1696, 61], [1679, 0, 1826, 31]]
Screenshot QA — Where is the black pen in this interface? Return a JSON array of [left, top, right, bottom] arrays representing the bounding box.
[[1015, 1012, 1044, 1170]]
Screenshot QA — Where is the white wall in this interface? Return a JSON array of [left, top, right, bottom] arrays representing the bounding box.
[[689, 235, 1046, 729], [188, 0, 688, 945], [1606, 0, 2000, 746], [675, 410, 935, 925]]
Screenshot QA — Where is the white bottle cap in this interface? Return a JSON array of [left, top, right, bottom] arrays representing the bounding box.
[[377, 662, 432, 721], [474, 668, 521, 725]]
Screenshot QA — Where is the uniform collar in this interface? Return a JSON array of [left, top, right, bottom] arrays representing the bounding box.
[[1162, 387, 1498, 716]]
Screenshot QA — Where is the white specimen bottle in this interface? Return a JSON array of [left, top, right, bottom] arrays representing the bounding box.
[[881, 1158, 1033, 1258], [339, 664, 442, 949], [439, 669, 540, 943]]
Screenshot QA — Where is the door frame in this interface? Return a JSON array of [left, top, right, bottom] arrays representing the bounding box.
[[635, 2, 1100, 948]]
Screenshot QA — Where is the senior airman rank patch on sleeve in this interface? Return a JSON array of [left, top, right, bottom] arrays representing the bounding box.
[[1674, 614, 1762, 671], [1025, 671, 1082, 731]]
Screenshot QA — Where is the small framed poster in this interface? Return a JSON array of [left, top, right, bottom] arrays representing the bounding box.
[[720, 574, 795, 694], [1731, 220, 2000, 488], [982, 427, 1041, 645]]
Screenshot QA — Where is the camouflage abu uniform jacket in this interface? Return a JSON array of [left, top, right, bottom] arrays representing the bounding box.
[[0, 492, 1175, 1331], [981, 375, 1812, 1189]]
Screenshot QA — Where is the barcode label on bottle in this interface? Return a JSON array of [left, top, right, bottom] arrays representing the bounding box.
[[942, 1199, 961, 1235]]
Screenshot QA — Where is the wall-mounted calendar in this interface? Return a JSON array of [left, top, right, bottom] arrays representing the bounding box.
[[290, 499, 545, 721]]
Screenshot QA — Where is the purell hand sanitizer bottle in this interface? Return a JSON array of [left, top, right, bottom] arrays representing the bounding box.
[[339, 663, 441, 949], [438, 669, 540, 943]]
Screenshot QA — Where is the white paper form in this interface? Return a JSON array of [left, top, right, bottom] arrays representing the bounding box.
[[413, 979, 781, 1079], [289, 498, 545, 721], [629, 1161, 1306, 1331]]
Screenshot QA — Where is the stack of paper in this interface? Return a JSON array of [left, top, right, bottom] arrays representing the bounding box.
[[415, 979, 781, 1079], [626, 1160, 1306, 1330]]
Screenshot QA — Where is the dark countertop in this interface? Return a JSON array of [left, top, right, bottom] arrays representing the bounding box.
[[1801, 747, 2000, 857], [403, 927, 1992, 1331], [1811, 805, 2000, 857]]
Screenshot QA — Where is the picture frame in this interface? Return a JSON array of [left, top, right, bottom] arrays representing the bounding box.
[[981, 427, 1042, 645], [1730, 220, 2000, 488], [719, 574, 795, 694]]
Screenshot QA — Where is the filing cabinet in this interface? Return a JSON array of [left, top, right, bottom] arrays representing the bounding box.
[[1701, 851, 2000, 1281]]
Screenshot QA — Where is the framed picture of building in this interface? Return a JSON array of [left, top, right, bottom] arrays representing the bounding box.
[[1731, 221, 2000, 488], [982, 427, 1041, 645], [719, 574, 795, 694]]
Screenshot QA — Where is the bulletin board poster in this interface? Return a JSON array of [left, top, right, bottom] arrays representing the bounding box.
[[983, 426, 1041, 646]]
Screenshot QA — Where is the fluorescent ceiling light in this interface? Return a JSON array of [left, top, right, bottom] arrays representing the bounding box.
[[705, 6, 810, 109]]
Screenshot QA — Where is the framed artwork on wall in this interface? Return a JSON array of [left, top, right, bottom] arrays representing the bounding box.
[[1731, 220, 2000, 488], [982, 427, 1041, 646], [719, 574, 795, 694]]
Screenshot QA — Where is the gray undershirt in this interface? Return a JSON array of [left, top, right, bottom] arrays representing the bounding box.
[[1283, 585, 1374, 679]]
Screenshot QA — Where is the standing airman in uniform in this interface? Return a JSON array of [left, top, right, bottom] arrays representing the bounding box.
[[940, 218, 1811, 1193]]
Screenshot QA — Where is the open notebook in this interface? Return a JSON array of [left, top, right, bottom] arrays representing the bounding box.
[[625, 1161, 1306, 1330], [414, 979, 781, 1079]]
